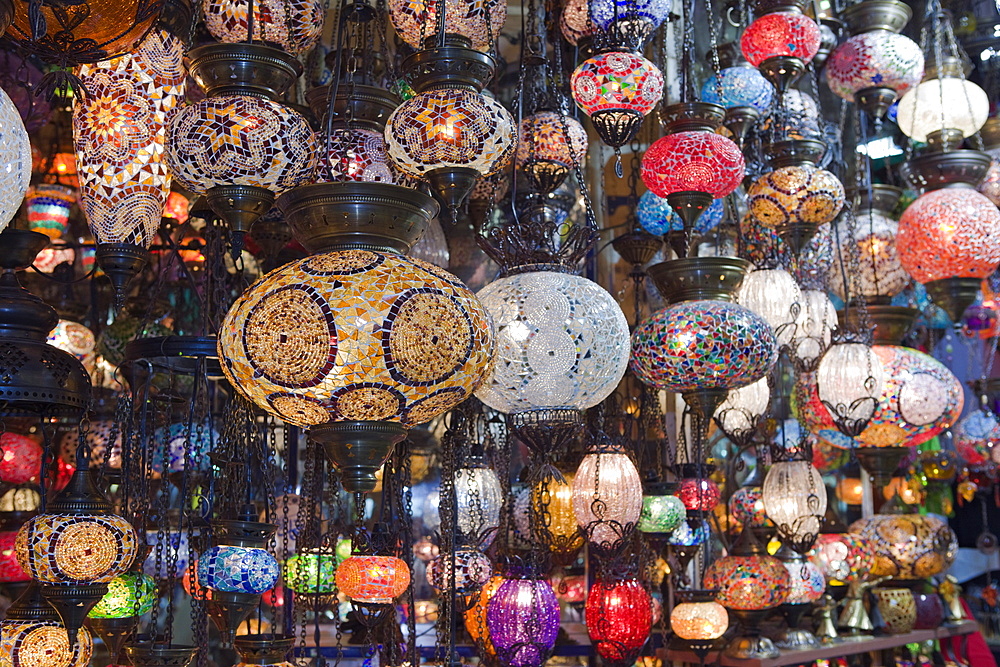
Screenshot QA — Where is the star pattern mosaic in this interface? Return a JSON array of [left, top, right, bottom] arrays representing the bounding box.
[[516, 112, 587, 172], [388, 0, 507, 51], [204, 0, 324, 55]]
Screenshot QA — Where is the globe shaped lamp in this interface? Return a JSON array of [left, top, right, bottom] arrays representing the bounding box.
[[204, 0, 324, 55], [388, 0, 507, 51], [455, 458, 503, 548], [516, 112, 588, 194], [87, 571, 155, 618], [486, 575, 560, 667], [1, 584, 93, 667], [700, 65, 774, 113], [762, 460, 827, 553], [465, 575, 504, 658], [638, 486, 685, 534], [0, 432, 42, 485], [669, 590, 729, 658], [585, 578, 652, 665], [831, 186, 908, 302], [954, 409, 1000, 466], [318, 128, 395, 185], [528, 473, 584, 560], [849, 513, 957, 579], [826, 0, 923, 118], [336, 555, 410, 604], [284, 548, 338, 603], [426, 548, 492, 594], [896, 58, 989, 144], [728, 485, 774, 539], [740, 0, 821, 93], [808, 532, 875, 585], [816, 339, 885, 437], [570, 445, 643, 553], [637, 190, 725, 238], [571, 51, 664, 149], [590, 0, 671, 40], [0, 86, 32, 238]]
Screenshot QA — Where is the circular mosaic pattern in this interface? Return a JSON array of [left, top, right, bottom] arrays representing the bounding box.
[[590, 0, 671, 31], [748, 164, 845, 229], [782, 558, 825, 604], [319, 128, 394, 184], [704, 553, 790, 610], [219, 251, 495, 428], [427, 548, 492, 593], [166, 95, 317, 196], [953, 409, 1000, 466], [827, 31, 924, 102], [571, 51, 664, 117], [388, 0, 507, 51], [831, 209, 908, 300], [16, 513, 138, 584], [204, 0, 324, 55], [475, 271, 629, 413], [809, 532, 874, 585], [850, 513, 957, 579], [642, 131, 744, 199], [516, 112, 588, 172], [728, 486, 772, 529], [740, 11, 822, 67], [198, 545, 280, 594], [561, 0, 596, 44], [385, 88, 515, 178], [636, 190, 724, 236], [897, 188, 1000, 283], [0, 620, 92, 667], [631, 300, 777, 394], [700, 65, 774, 112]]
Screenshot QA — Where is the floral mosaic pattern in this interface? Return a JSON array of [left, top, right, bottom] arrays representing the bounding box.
[[336, 555, 410, 603], [516, 112, 587, 171], [642, 131, 744, 199], [631, 300, 777, 393], [198, 545, 279, 594], [700, 66, 774, 112], [590, 0, 672, 31], [704, 553, 790, 610], [0, 620, 92, 667], [748, 165, 845, 230], [203, 0, 325, 55], [15, 513, 138, 584], [219, 251, 496, 428], [386, 89, 515, 177], [89, 571, 156, 618], [75, 30, 184, 248], [827, 31, 924, 102], [388, 0, 507, 51], [167, 95, 317, 195], [808, 532, 874, 584], [637, 190, 724, 236], [475, 271, 630, 413], [571, 52, 663, 117], [740, 11, 822, 67], [849, 513, 957, 579], [831, 210, 908, 300], [319, 128, 394, 184], [897, 188, 1000, 283]]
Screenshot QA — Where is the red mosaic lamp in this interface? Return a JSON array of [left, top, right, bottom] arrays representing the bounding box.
[[740, 0, 821, 95]]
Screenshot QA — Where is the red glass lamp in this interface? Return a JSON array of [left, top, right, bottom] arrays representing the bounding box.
[[0, 433, 41, 485], [571, 51, 663, 149], [741, 0, 821, 94], [585, 578, 652, 665]]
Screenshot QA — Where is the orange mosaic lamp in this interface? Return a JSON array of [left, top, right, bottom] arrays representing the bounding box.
[[335, 555, 410, 604]]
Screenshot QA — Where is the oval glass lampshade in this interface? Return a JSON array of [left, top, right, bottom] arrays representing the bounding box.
[[25, 184, 75, 239], [704, 553, 790, 610], [0, 617, 92, 667], [740, 11, 822, 66], [571, 448, 642, 550], [585, 579, 652, 663], [816, 342, 885, 429], [896, 77, 989, 142], [88, 571, 156, 618], [455, 464, 503, 548], [203, 0, 325, 55], [826, 31, 923, 101], [677, 477, 721, 512], [336, 555, 411, 604], [475, 271, 630, 414], [638, 494, 685, 533], [486, 577, 560, 667], [849, 514, 957, 579], [762, 460, 827, 547], [641, 131, 745, 199], [284, 549, 338, 595], [465, 575, 505, 656], [897, 188, 1000, 283], [0, 432, 41, 485], [529, 473, 584, 556], [571, 51, 664, 119], [759, 89, 823, 140], [954, 409, 1000, 466], [716, 377, 770, 437], [700, 65, 774, 112], [218, 251, 496, 428], [670, 598, 729, 640], [197, 545, 280, 595], [748, 165, 845, 230], [790, 290, 838, 367], [426, 548, 492, 593], [831, 209, 908, 300]]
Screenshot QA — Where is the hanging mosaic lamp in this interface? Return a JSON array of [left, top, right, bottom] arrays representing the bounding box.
[[637, 191, 725, 239], [486, 573, 560, 667], [0, 432, 42, 486], [571, 51, 663, 151], [831, 184, 908, 303], [336, 554, 410, 606], [590, 0, 671, 43], [585, 578, 652, 665], [728, 482, 774, 543], [896, 56, 989, 145], [516, 111, 588, 195], [669, 590, 729, 659], [740, 0, 821, 94], [384, 31, 515, 216], [700, 42, 774, 146], [560, 0, 598, 48], [809, 532, 875, 585], [0, 86, 30, 233], [747, 139, 845, 255], [704, 529, 790, 659], [204, 0, 324, 55], [167, 38, 317, 258], [527, 473, 585, 560], [284, 547, 338, 608], [826, 0, 923, 118], [25, 184, 74, 240], [774, 545, 824, 650], [570, 444, 642, 553], [641, 103, 744, 253], [849, 513, 957, 580], [0, 583, 93, 667], [388, 0, 507, 52], [15, 462, 137, 647], [85, 570, 156, 663], [197, 514, 280, 643], [426, 547, 492, 593]]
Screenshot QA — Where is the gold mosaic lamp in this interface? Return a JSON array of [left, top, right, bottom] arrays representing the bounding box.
[[0, 583, 93, 667]]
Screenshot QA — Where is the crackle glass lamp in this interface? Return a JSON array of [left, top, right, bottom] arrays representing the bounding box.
[[816, 341, 885, 436], [204, 0, 325, 55], [426, 548, 492, 593], [715, 377, 770, 444], [637, 191, 725, 237], [790, 290, 837, 368], [826, 0, 923, 118], [571, 51, 663, 149], [849, 514, 957, 579], [486, 576, 560, 667], [780, 556, 825, 605], [516, 112, 588, 194], [0, 584, 93, 667], [641, 119, 745, 204], [585, 578, 652, 664], [528, 474, 584, 558], [388, 0, 507, 51], [704, 549, 790, 611], [701, 65, 774, 112], [638, 492, 685, 534], [25, 184, 74, 239], [75, 29, 186, 307], [671, 591, 729, 641], [570, 446, 643, 552], [466, 575, 504, 657], [87, 571, 156, 618], [832, 209, 908, 302], [737, 269, 802, 346], [284, 548, 337, 597], [0, 88, 32, 234], [455, 459, 503, 549], [0, 432, 41, 485], [762, 460, 827, 552], [740, 0, 821, 93], [336, 555, 410, 604], [590, 0, 672, 37]]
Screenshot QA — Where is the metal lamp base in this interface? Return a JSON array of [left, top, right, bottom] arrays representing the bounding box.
[[309, 420, 408, 493]]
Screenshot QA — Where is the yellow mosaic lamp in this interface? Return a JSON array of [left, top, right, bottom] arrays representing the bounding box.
[[0, 583, 93, 667], [218, 182, 496, 493]]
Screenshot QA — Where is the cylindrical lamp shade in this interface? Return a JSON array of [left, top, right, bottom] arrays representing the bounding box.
[[203, 0, 324, 55], [808, 533, 874, 585], [218, 251, 496, 428], [25, 184, 75, 239], [747, 165, 845, 230], [737, 269, 802, 346], [426, 548, 492, 593], [897, 188, 1000, 283], [15, 514, 138, 584], [74, 30, 185, 247], [631, 301, 777, 393], [896, 78, 989, 142], [641, 131, 745, 198], [88, 571, 156, 618], [336, 555, 410, 604], [638, 494, 685, 533], [385, 89, 515, 178], [637, 190, 725, 236], [388, 0, 507, 51], [571, 52, 663, 119], [831, 210, 908, 300], [475, 271, 630, 413], [740, 12, 822, 66], [585, 579, 652, 663], [849, 514, 957, 579], [816, 342, 885, 429], [670, 599, 728, 640], [826, 32, 923, 101], [0, 619, 92, 667], [700, 66, 774, 111], [455, 464, 503, 548], [782, 558, 825, 604], [0, 531, 29, 583], [571, 449, 643, 550], [318, 128, 394, 184], [198, 546, 280, 594], [486, 577, 560, 667], [704, 553, 790, 610], [762, 460, 827, 547], [0, 433, 41, 485], [0, 86, 32, 235]]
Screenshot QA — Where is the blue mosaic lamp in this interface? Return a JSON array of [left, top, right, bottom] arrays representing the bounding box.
[[637, 190, 725, 237], [590, 0, 672, 40], [700, 66, 774, 112], [198, 514, 280, 643]]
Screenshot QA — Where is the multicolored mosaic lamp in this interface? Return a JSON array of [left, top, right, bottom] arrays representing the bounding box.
[[774, 545, 825, 650], [825, 0, 923, 118], [203, 0, 325, 55], [486, 574, 560, 667], [388, 0, 507, 52], [284, 547, 338, 608], [700, 43, 774, 145], [571, 51, 663, 151], [809, 532, 874, 585], [590, 0, 672, 41], [637, 191, 725, 239], [516, 111, 588, 194], [740, 0, 821, 93], [25, 184, 74, 240], [638, 484, 685, 534], [0, 583, 93, 667], [426, 547, 492, 593], [849, 513, 957, 580]]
